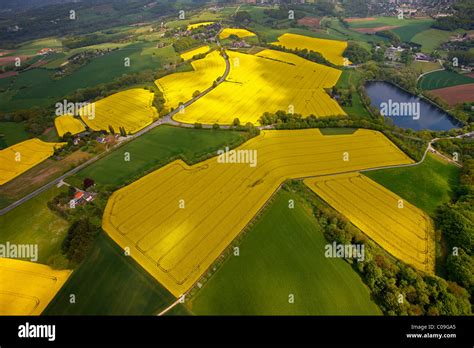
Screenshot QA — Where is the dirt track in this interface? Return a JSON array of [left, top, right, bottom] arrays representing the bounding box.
[[353, 25, 400, 34]]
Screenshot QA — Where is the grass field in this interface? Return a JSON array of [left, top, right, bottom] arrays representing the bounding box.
[[305, 173, 435, 273], [412, 60, 442, 75], [411, 29, 457, 54], [72, 125, 247, 187], [43, 42, 131, 69], [335, 69, 371, 118], [103, 129, 412, 297], [326, 19, 387, 46], [44, 234, 176, 315], [188, 190, 381, 315], [392, 20, 435, 43], [347, 17, 434, 42], [0, 186, 69, 265], [12, 38, 63, 56], [0, 122, 30, 149], [419, 70, 474, 90], [0, 43, 178, 111], [364, 154, 460, 216], [0, 258, 71, 315]]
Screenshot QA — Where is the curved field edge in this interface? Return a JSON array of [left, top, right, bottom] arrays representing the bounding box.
[[419, 70, 474, 91], [363, 154, 460, 216], [187, 189, 381, 315], [44, 233, 175, 315], [102, 129, 413, 297]]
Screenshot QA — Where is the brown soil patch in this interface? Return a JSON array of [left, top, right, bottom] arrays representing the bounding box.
[[0, 50, 13, 57], [0, 150, 92, 198], [353, 25, 400, 34], [429, 84, 474, 106], [0, 71, 18, 79], [297, 17, 321, 28], [0, 55, 29, 67], [346, 17, 376, 23]]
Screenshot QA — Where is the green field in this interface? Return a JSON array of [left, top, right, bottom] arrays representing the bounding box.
[[364, 154, 460, 216], [72, 126, 247, 187], [44, 233, 176, 315], [0, 186, 69, 264], [419, 70, 474, 90], [165, 9, 224, 29], [392, 20, 435, 42], [326, 18, 386, 46], [412, 60, 442, 75], [347, 17, 434, 43], [12, 37, 63, 56], [188, 190, 381, 315], [411, 29, 457, 54], [43, 42, 131, 69], [335, 69, 371, 118], [0, 43, 178, 111], [0, 122, 30, 148]]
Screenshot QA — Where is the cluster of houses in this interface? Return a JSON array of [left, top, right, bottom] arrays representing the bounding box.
[[377, 45, 436, 63]]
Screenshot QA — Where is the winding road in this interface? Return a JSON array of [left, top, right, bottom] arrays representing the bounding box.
[[0, 48, 231, 216]]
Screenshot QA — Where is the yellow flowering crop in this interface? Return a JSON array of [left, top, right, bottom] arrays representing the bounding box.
[[0, 139, 65, 185], [155, 50, 226, 110], [54, 114, 86, 137], [219, 28, 256, 40], [180, 45, 210, 61], [173, 49, 346, 125], [304, 173, 435, 273], [272, 33, 350, 66], [79, 88, 157, 134], [187, 22, 215, 30], [0, 258, 71, 315], [103, 129, 413, 296]]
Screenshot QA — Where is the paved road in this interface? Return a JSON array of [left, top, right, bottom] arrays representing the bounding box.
[[0, 50, 231, 216]]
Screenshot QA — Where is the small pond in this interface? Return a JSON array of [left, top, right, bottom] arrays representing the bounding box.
[[365, 81, 460, 131]]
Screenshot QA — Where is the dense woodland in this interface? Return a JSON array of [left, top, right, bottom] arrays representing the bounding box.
[[433, 139, 474, 301]]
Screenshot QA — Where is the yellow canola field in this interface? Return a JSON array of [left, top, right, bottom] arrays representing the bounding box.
[[187, 22, 215, 30], [0, 258, 71, 315], [155, 50, 225, 110], [173, 49, 346, 125], [0, 139, 65, 185], [272, 33, 349, 66], [54, 114, 86, 137], [103, 129, 413, 296], [219, 28, 255, 39], [304, 173, 435, 273], [79, 88, 157, 134], [180, 45, 210, 61]]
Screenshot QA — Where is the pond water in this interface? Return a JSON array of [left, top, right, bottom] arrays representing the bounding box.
[[365, 81, 460, 131]]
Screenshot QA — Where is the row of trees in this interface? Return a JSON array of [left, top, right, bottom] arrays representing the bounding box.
[[343, 42, 370, 65], [285, 180, 472, 315], [433, 138, 474, 300]]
